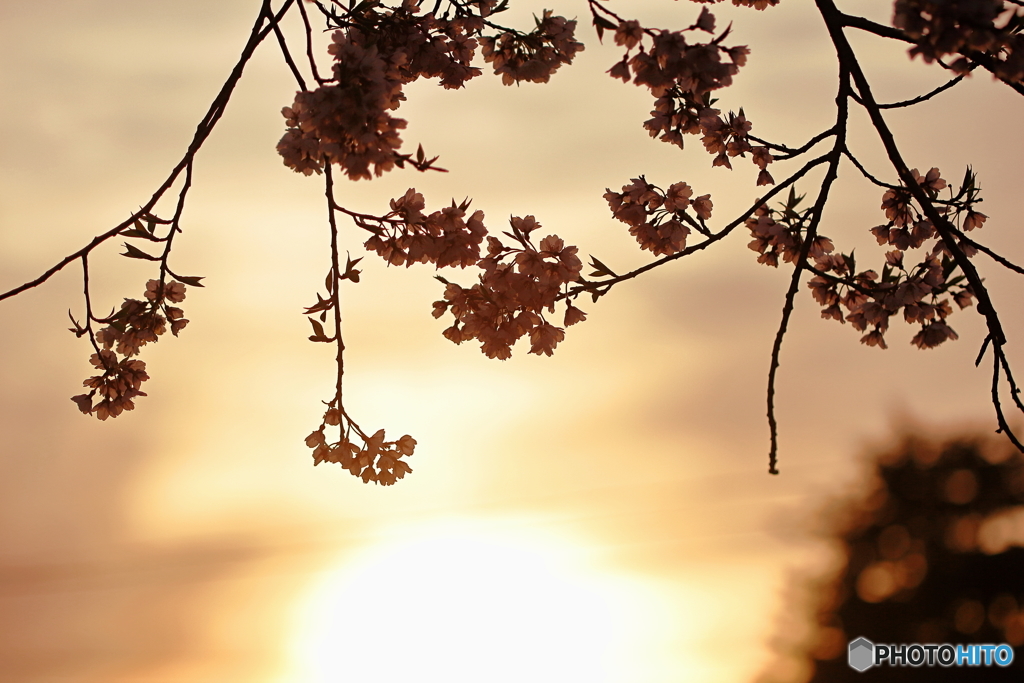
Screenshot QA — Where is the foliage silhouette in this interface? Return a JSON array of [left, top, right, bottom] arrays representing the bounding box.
[[762, 430, 1024, 681]]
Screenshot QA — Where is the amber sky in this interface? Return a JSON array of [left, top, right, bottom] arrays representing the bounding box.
[[1, 1, 1023, 682]]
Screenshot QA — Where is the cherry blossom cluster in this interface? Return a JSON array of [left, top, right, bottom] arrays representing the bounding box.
[[603, 176, 713, 256], [71, 350, 150, 421], [480, 10, 585, 85], [95, 280, 189, 356], [682, 1, 782, 15], [685, 0, 779, 5], [278, 1, 487, 179], [809, 250, 969, 351], [603, 7, 774, 182], [279, 0, 584, 179], [305, 405, 417, 485], [351, 189, 585, 359], [894, 0, 1024, 83], [745, 189, 834, 269], [362, 188, 486, 268], [278, 29, 406, 179], [70, 279, 189, 420], [748, 170, 980, 351], [733, 0, 780, 8], [875, 167, 987, 243], [430, 215, 585, 359]]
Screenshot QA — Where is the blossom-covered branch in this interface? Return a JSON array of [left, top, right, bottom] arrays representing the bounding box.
[[4, 0, 1024, 484]]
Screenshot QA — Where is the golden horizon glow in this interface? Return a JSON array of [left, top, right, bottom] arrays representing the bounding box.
[[282, 518, 696, 683]]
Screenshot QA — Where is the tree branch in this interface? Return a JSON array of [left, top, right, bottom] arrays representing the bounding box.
[[820, 0, 1024, 449], [272, 14, 309, 91], [296, 0, 328, 85], [838, 11, 1024, 98], [325, 163, 347, 421], [750, 125, 837, 161], [992, 350, 1024, 451], [843, 150, 899, 190], [953, 231, 1024, 276], [766, 63, 851, 475], [563, 153, 832, 301], [0, 0, 293, 303]]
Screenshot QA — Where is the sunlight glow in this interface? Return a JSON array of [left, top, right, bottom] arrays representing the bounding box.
[[283, 519, 669, 683]]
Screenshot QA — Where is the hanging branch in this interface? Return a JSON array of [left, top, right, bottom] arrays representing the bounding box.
[[766, 68, 851, 474]]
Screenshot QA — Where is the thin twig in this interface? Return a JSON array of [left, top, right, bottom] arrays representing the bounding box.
[[272, 16, 309, 91], [843, 150, 899, 190], [843, 149, 977, 206], [296, 0, 327, 85], [877, 69, 974, 109], [330, 202, 405, 226], [81, 256, 101, 355], [1000, 347, 1024, 414], [992, 350, 1024, 450], [766, 63, 851, 475], [158, 160, 193, 284], [948, 227, 1024, 276], [750, 125, 837, 161], [325, 164, 344, 409], [976, 334, 992, 367], [324, 162, 366, 441]]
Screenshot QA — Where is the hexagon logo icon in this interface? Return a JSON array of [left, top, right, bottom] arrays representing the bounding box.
[[848, 637, 875, 672]]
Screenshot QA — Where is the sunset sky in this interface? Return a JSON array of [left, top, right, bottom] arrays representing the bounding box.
[[2, 1, 1024, 681]]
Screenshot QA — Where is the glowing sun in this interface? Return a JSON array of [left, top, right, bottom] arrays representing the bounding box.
[[283, 519, 659, 683]]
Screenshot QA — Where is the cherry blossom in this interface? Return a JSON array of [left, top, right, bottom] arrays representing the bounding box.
[[894, 0, 1024, 83], [604, 177, 716, 256], [481, 10, 584, 85]]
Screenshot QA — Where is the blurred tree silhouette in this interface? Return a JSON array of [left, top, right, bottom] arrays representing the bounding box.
[[763, 431, 1024, 682]]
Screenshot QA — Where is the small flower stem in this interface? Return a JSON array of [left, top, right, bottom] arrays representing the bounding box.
[[81, 255, 102, 355], [158, 160, 193, 293], [324, 162, 347, 425]]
